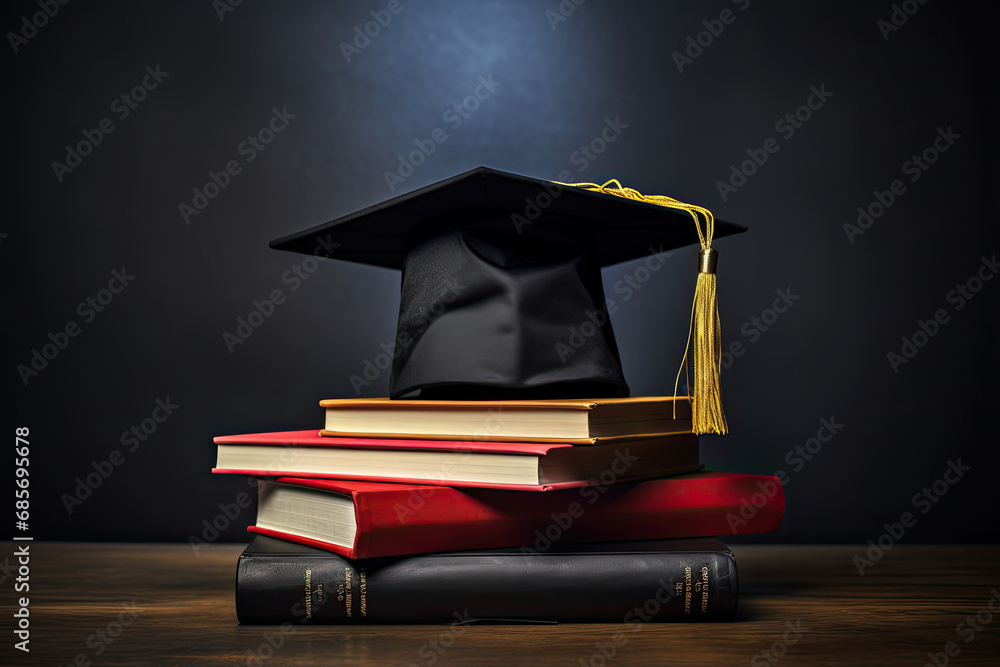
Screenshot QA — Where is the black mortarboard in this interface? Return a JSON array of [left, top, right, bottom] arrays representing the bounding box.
[[270, 167, 746, 433]]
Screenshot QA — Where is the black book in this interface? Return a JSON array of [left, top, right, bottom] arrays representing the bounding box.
[[236, 535, 738, 624]]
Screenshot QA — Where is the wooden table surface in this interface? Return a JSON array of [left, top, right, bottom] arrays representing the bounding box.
[[4, 542, 998, 666]]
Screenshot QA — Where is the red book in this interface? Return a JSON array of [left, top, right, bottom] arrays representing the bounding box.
[[213, 429, 702, 491], [247, 473, 785, 559]]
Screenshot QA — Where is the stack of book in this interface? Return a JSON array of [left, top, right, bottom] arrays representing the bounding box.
[[212, 396, 785, 624]]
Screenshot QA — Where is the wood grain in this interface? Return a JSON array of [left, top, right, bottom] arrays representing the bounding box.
[[4, 542, 998, 666]]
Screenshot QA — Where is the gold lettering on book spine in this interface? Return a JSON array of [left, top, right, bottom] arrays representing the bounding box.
[[700, 566, 710, 613], [683, 566, 692, 613], [359, 568, 367, 617], [304, 569, 313, 618], [344, 566, 353, 617]]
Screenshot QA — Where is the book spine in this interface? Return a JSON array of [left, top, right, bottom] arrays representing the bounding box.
[[236, 550, 737, 624]]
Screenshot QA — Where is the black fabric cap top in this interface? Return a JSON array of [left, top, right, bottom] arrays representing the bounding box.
[[270, 167, 746, 400]]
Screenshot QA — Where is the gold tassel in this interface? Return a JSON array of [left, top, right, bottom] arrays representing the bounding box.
[[552, 179, 728, 435], [691, 249, 727, 434]]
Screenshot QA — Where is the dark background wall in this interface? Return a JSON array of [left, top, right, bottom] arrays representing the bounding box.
[[5, 0, 997, 545]]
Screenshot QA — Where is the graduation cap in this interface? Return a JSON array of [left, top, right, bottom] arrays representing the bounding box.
[[270, 167, 745, 434]]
